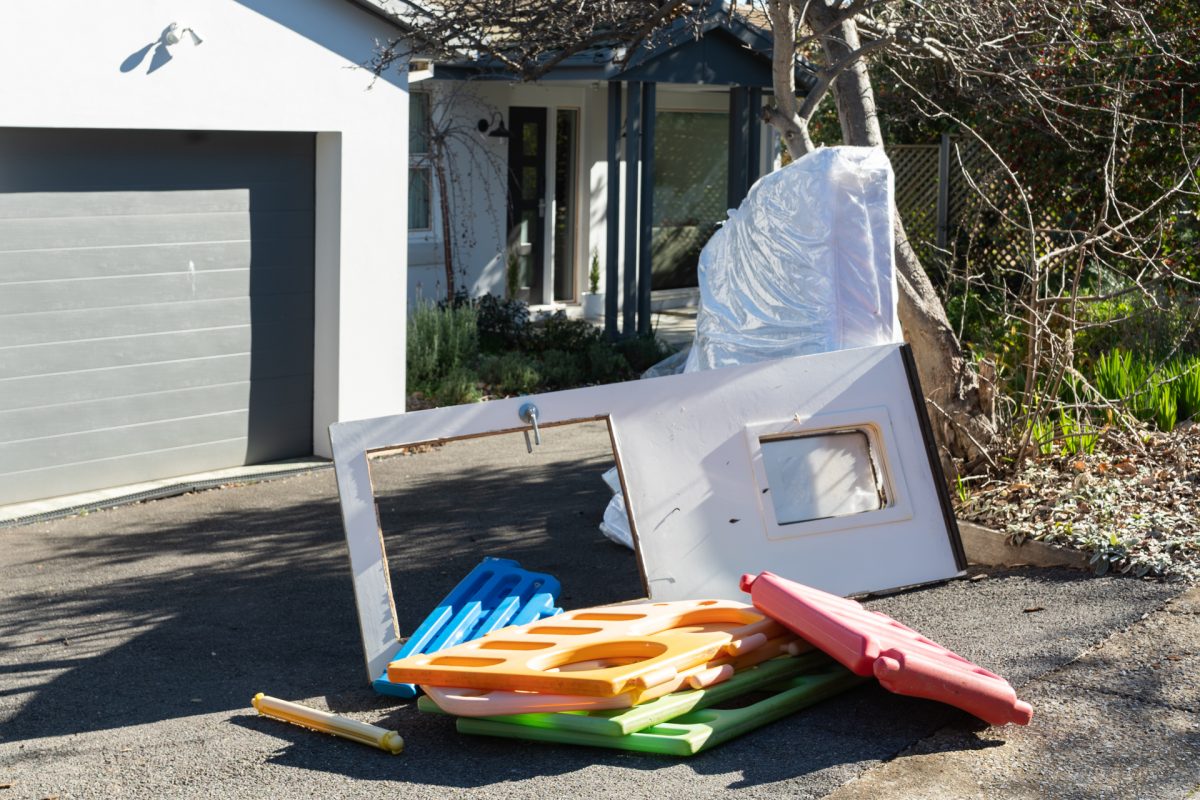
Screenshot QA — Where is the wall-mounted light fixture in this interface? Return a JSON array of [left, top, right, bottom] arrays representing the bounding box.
[[161, 22, 203, 47], [477, 112, 510, 139]]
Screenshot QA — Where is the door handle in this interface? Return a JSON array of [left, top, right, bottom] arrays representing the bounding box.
[[538, 198, 545, 218]]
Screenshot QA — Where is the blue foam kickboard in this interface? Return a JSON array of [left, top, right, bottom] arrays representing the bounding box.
[[373, 557, 562, 698]]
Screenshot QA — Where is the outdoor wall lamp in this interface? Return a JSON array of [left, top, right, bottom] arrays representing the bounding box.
[[477, 113, 510, 138], [161, 22, 203, 47]]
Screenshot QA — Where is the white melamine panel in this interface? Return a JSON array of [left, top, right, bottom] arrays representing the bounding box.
[[329, 343, 965, 682]]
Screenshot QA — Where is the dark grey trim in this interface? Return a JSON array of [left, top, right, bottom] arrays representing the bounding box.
[[899, 343, 969, 570], [622, 82, 641, 337], [605, 82, 622, 339], [636, 82, 656, 336]]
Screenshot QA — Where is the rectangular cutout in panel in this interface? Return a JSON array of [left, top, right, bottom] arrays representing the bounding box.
[[760, 431, 884, 525]]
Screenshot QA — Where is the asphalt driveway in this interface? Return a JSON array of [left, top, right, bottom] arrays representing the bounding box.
[[1, 422, 1197, 799]]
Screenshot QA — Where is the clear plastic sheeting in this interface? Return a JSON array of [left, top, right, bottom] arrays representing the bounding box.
[[601, 146, 903, 551], [685, 146, 901, 372], [599, 490, 633, 549]]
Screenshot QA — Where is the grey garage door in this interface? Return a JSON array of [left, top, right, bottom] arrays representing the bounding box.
[[0, 129, 315, 506]]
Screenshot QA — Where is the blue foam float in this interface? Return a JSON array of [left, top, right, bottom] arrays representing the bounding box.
[[372, 557, 562, 698]]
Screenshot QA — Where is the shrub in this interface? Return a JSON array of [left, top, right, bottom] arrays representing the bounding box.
[[1169, 358, 1200, 423], [475, 294, 530, 352], [432, 366, 482, 406], [587, 340, 629, 383], [616, 333, 674, 374], [526, 311, 602, 354], [1088, 348, 1200, 431], [478, 352, 541, 395], [1058, 411, 1098, 455], [407, 301, 478, 393], [539, 349, 584, 389]]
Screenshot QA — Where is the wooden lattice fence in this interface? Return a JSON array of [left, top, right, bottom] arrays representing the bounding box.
[[893, 138, 1085, 280], [890, 144, 941, 267]]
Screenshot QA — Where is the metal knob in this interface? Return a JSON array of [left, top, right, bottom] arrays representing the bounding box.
[[518, 402, 541, 453]]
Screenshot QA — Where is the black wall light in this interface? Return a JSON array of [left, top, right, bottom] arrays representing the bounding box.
[[477, 113, 510, 138]]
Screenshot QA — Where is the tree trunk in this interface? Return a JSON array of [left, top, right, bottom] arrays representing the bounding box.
[[795, 6, 997, 475], [433, 139, 456, 303]]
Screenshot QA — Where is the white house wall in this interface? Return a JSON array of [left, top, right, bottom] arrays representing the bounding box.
[[0, 0, 410, 457]]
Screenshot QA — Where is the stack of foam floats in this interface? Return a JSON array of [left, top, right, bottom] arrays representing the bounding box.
[[383, 561, 1032, 757]]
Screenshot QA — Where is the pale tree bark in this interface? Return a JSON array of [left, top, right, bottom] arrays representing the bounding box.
[[775, 1, 997, 474]]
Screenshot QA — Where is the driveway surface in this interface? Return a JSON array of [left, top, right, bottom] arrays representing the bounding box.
[[1, 422, 1196, 799]]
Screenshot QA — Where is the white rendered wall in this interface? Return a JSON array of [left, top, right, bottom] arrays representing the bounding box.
[[0, 0, 409, 457]]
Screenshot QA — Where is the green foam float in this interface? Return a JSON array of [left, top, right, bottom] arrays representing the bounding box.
[[418, 654, 866, 756]]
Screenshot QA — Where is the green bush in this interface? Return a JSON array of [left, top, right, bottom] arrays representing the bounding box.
[[475, 294, 529, 352], [1075, 292, 1200, 366], [616, 333, 674, 374], [432, 366, 482, 406], [1088, 348, 1200, 432], [526, 311, 603, 354], [406, 292, 677, 406], [478, 352, 541, 395], [407, 301, 479, 393], [538, 349, 585, 389], [587, 340, 630, 383]]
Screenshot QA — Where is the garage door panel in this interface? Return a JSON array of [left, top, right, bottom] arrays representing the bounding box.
[[0, 188, 308, 219], [0, 129, 315, 503], [0, 375, 313, 442], [2, 345, 311, 412], [0, 208, 313, 252], [0, 237, 313, 283], [0, 293, 314, 348], [0, 130, 317, 190], [1, 319, 313, 380], [0, 188, 247, 219], [0, 265, 312, 314], [0, 399, 311, 475], [0, 438, 283, 506]]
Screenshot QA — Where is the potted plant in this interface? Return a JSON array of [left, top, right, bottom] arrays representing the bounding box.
[[582, 248, 604, 321]]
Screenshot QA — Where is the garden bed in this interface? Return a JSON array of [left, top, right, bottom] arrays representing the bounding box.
[[958, 423, 1200, 580]]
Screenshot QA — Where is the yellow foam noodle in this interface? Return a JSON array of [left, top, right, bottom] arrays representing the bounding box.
[[251, 693, 404, 754]]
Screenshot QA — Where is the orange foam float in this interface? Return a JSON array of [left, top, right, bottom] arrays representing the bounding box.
[[740, 571, 1033, 726], [423, 633, 802, 716], [386, 599, 789, 702]]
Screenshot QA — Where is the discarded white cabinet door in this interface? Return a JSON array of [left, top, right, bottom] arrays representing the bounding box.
[[329, 342, 966, 682]]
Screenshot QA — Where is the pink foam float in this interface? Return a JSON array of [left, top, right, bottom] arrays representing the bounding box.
[[740, 571, 1033, 726]]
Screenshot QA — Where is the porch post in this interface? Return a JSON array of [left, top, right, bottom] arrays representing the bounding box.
[[747, 86, 763, 185], [727, 86, 750, 210], [605, 82, 622, 339], [637, 82, 656, 336], [623, 81, 642, 337]]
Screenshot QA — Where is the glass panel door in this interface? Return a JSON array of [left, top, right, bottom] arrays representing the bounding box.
[[552, 109, 579, 303], [507, 107, 547, 302]]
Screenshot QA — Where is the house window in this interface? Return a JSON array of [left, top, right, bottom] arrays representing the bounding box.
[[409, 92, 432, 231], [409, 167, 431, 231], [651, 111, 729, 290]]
